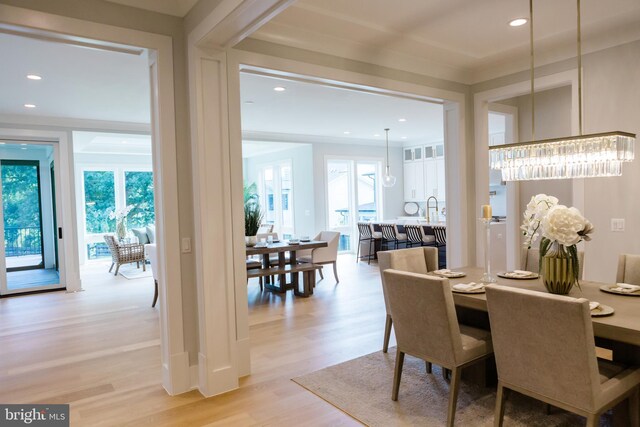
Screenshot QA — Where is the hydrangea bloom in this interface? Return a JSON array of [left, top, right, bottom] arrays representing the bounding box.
[[541, 205, 589, 246]]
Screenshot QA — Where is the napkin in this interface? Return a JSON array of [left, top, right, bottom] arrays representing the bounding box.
[[433, 269, 451, 274], [589, 301, 601, 311], [452, 282, 484, 292], [613, 283, 640, 293]]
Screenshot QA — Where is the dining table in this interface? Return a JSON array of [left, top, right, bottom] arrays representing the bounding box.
[[246, 240, 327, 295], [446, 266, 640, 425]]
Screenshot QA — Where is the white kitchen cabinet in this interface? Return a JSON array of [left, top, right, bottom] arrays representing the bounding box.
[[403, 161, 424, 201], [403, 143, 445, 202]]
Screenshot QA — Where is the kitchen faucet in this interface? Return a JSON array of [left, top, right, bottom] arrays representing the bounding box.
[[426, 196, 439, 222]]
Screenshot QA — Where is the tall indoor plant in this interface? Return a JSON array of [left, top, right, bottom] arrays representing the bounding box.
[[244, 182, 263, 247], [522, 194, 593, 294]]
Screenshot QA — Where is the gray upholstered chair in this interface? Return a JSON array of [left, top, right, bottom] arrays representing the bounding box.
[[383, 269, 493, 427], [521, 247, 585, 279], [486, 285, 640, 427], [297, 231, 340, 283], [616, 253, 640, 285], [378, 247, 439, 353]]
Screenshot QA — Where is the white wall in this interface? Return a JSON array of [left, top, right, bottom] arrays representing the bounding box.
[[244, 144, 315, 237], [580, 40, 640, 282]]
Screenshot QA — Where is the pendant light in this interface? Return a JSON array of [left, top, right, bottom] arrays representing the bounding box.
[[382, 128, 396, 187], [489, 0, 635, 181]]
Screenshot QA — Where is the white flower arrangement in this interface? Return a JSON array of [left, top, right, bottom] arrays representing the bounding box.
[[107, 205, 134, 221], [521, 194, 594, 289]]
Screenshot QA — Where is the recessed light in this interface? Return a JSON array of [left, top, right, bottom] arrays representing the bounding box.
[[343, 131, 351, 135], [244, 101, 255, 104], [509, 18, 528, 27], [401, 136, 408, 139], [24, 104, 36, 108], [398, 118, 407, 122], [20, 143, 27, 146], [26, 74, 42, 80], [374, 134, 380, 137], [273, 86, 286, 92], [21, 147, 28, 150]]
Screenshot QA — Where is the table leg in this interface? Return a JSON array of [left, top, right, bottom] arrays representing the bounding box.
[[290, 250, 298, 291], [278, 252, 286, 289], [261, 254, 271, 285]]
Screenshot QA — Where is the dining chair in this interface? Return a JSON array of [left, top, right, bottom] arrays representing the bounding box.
[[356, 222, 378, 264], [383, 269, 493, 427], [257, 223, 274, 234], [616, 253, 640, 285], [378, 247, 439, 354], [146, 243, 160, 307], [521, 247, 585, 279], [486, 285, 640, 427], [297, 231, 340, 283]]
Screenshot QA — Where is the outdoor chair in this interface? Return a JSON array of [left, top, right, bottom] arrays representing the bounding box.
[[104, 235, 146, 276]]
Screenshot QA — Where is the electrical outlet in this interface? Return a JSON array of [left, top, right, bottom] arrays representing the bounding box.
[[611, 218, 625, 232], [181, 237, 192, 253]]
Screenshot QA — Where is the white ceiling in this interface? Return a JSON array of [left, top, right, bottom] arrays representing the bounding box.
[[104, 0, 199, 17], [0, 32, 150, 124], [242, 141, 304, 158], [252, 0, 640, 83], [73, 131, 152, 155], [240, 72, 444, 146]]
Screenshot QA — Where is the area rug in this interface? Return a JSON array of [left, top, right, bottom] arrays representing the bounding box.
[[119, 266, 153, 280], [292, 348, 612, 426]]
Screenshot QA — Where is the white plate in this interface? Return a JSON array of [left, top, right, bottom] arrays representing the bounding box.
[[432, 271, 466, 278], [288, 241, 300, 245], [591, 304, 615, 317], [404, 202, 419, 215], [599, 285, 640, 297], [497, 272, 540, 280], [452, 286, 486, 294]]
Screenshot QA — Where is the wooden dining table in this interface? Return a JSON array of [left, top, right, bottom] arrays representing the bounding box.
[[246, 240, 327, 295], [448, 267, 640, 425]]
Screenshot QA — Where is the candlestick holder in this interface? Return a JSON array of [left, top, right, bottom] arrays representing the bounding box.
[[479, 218, 497, 284]]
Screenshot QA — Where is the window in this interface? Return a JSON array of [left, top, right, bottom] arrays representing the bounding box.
[[125, 171, 155, 228], [258, 161, 294, 237], [84, 170, 116, 234]]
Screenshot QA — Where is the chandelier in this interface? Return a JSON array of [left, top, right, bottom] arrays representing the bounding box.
[[489, 0, 635, 181]]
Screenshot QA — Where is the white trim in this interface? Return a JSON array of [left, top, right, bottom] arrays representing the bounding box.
[[0, 3, 189, 395], [473, 69, 579, 266]]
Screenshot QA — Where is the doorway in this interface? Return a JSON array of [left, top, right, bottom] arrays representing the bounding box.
[[0, 142, 63, 295]]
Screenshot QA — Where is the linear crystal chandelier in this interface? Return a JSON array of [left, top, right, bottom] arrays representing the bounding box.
[[489, 0, 635, 181]]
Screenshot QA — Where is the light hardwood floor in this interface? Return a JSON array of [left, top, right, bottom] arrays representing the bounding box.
[[0, 256, 386, 426]]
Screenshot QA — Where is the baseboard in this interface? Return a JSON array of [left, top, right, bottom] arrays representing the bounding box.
[[162, 351, 191, 395], [197, 352, 239, 397], [237, 337, 251, 377]]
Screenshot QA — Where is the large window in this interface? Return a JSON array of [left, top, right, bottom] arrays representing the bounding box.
[[258, 160, 294, 238], [125, 171, 155, 228], [84, 170, 116, 234]]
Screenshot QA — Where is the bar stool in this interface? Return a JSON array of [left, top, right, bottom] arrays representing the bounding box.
[[380, 224, 407, 250], [356, 222, 378, 264]]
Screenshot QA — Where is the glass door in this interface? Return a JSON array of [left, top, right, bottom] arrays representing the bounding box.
[[326, 158, 382, 253], [0, 143, 64, 295], [258, 161, 294, 239]]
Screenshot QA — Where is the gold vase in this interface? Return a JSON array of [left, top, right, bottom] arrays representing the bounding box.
[[541, 243, 578, 295]]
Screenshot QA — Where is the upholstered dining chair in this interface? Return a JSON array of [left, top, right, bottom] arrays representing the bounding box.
[[486, 285, 640, 427], [616, 253, 640, 285], [378, 247, 439, 353], [383, 269, 493, 427], [521, 247, 585, 279], [297, 231, 340, 283]]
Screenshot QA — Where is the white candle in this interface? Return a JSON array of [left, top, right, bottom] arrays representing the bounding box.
[[482, 204, 492, 219]]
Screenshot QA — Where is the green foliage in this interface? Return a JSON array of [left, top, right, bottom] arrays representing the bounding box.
[[2, 162, 42, 253], [244, 202, 263, 236], [125, 171, 155, 228], [244, 182, 258, 207], [84, 171, 116, 233]]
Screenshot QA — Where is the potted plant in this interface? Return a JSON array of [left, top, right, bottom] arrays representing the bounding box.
[[244, 183, 263, 247]]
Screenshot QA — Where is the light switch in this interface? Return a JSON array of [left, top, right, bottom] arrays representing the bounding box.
[[611, 218, 625, 232], [181, 237, 192, 253]]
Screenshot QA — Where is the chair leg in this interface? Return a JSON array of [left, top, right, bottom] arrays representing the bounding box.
[[152, 279, 159, 307], [383, 314, 392, 353], [442, 367, 450, 381], [142, 261, 146, 272], [332, 261, 339, 283], [446, 367, 462, 427], [494, 382, 507, 427], [259, 277, 263, 291], [586, 413, 600, 427], [629, 387, 639, 427], [318, 268, 324, 280], [114, 264, 120, 276], [137, 261, 140, 268], [426, 361, 432, 374], [356, 238, 361, 263], [391, 350, 405, 401], [109, 262, 115, 273], [368, 239, 373, 265]]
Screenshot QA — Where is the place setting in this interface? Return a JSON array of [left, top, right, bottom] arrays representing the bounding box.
[[589, 301, 615, 317], [451, 281, 485, 294], [599, 282, 640, 297], [430, 268, 466, 278], [496, 269, 539, 280]]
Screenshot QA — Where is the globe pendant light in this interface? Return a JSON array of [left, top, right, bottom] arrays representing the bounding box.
[[488, 0, 635, 181], [382, 128, 396, 187]]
